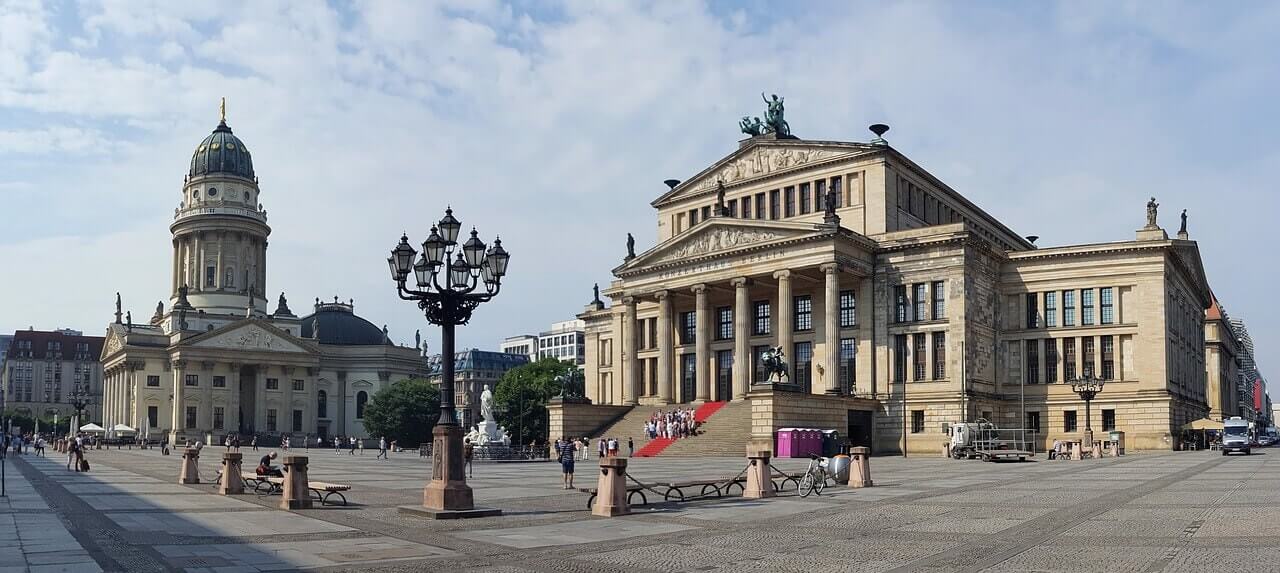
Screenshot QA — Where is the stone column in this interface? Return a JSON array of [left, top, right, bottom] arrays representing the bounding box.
[[172, 239, 180, 295], [693, 284, 711, 402], [283, 368, 294, 436], [228, 364, 241, 434], [655, 290, 673, 404], [775, 270, 793, 380], [215, 238, 223, 289], [621, 298, 639, 406], [732, 277, 750, 399], [822, 264, 841, 394], [171, 361, 185, 441], [193, 233, 203, 291]]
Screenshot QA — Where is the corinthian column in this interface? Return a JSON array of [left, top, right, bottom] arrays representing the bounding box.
[[775, 270, 793, 380], [655, 290, 673, 404], [621, 297, 640, 406], [822, 263, 841, 395], [693, 284, 711, 402], [732, 277, 750, 399]]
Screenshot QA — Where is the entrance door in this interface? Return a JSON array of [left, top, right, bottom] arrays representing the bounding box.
[[716, 350, 733, 402], [238, 365, 257, 435], [680, 354, 696, 403], [847, 410, 873, 449]]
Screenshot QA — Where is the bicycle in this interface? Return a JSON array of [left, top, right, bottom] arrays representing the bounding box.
[[798, 455, 829, 497]]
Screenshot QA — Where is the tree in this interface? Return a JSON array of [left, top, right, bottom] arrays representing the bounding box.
[[494, 358, 575, 446], [361, 378, 440, 448]]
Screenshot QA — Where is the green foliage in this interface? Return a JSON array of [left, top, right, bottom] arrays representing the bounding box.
[[494, 358, 575, 446], [2, 410, 71, 435], [361, 378, 440, 448]]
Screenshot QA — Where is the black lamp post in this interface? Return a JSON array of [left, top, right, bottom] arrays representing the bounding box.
[[1069, 373, 1106, 433], [388, 207, 508, 517], [69, 383, 92, 438]]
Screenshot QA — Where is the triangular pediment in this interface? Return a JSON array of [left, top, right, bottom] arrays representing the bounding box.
[[102, 328, 126, 360], [653, 139, 877, 207], [616, 218, 824, 274], [185, 319, 315, 354], [1171, 243, 1212, 308]]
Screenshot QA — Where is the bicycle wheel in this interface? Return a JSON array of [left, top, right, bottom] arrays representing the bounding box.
[[814, 472, 826, 495], [798, 472, 815, 497]]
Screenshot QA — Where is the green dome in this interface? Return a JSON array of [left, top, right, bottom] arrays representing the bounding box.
[[189, 120, 255, 180]]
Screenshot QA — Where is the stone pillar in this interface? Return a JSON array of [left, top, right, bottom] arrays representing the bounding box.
[[178, 447, 201, 484], [193, 233, 202, 291], [732, 277, 750, 399], [621, 298, 639, 406], [655, 291, 673, 404], [172, 239, 180, 295], [848, 446, 873, 487], [593, 456, 630, 517], [171, 361, 185, 442], [280, 455, 312, 509], [822, 264, 840, 394], [743, 446, 776, 499], [693, 284, 711, 402], [774, 271, 792, 380], [218, 451, 244, 494]]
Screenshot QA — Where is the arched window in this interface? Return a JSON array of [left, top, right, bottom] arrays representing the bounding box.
[[318, 390, 328, 419], [356, 391, 368, 419]]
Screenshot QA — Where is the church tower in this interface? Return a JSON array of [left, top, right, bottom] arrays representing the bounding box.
[[170, 99, 270, 316]]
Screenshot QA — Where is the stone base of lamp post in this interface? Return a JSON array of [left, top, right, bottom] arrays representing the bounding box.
[[1082, 429, 1094, 457], [398, 424, 502, 520]]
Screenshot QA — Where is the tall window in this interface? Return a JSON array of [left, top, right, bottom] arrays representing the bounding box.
[[1102, 409, 1116, 431], [1063, 290, 1076, 326], [894, 286, 908, 323], [715, 350, 733, 401], [1083, 337, 1095, 377], [769, 189, 780, 220], [147, 406, 158, 428], [681, 354, 697, 400], [839, 338, 856, 394], [186, 406, 197, 429], [1025, 293, 1039, 328], [741, 196, 750, 219], [688, 209, 698, 227], [913, 284, 927, 321], [1064, 338, 1077, 380], [1064, 410, 1078, 432], [1101, 335, 1115, 379], [293, 410, 303, 432], [318, 390, 328, 418], [1026, 341, 1039, 384], [1045, 339, 1059, 383], [1081, 289, 1095, 325], [292, 379, 304, 391], [932, 281, 945, 319], [913, 334, 926, 381], [205, 266, 216, 287], [784, 186, 796, 217], [911, 410, 925, 433], [1027, 411, 1041, 434], [680, 311, 696, 344], [213, 407, 224, 430], [753, 301, 771, 336], [793, 342, 813, 392], [355, 391, 368, 419], [267, 409, 277, 431], [932, 332, 946, 380], [716, 307, 733, 340], [1100, 287, 1114, 324], [727, 199, 738, 217], [799, 183, 811, 214], [894, 334, 907, 382], [831, 176, 843, 207], [1044, 292, 1058, 327], [185, 374, 199, 387], [794, 295, 813, 331], [839, 290, 856, 328], [755, 192, 766, 219]]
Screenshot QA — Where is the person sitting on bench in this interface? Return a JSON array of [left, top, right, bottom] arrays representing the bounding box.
[[257, 452, 283, 477]]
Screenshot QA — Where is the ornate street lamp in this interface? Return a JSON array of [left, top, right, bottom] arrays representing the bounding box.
[[68, 383, 93, 438], [1069, 373, 1106, 448], [388, 207, 508, 518]]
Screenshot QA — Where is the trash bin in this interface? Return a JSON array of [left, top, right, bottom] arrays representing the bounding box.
[[821, 430, 841, 457], [829, 454, 851, 484]]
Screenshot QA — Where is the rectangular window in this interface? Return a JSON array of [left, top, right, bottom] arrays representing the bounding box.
[[894, 286, 908, 323], [913, 284, 927, 322], [816, 179, 826, 211], [839, 338, 856, 394], [794, 341, 812, 392], [1026, 293, 1039, 328], [752, 345, 770, 382], [213, 407, 224, 430], [266, 378, 279, 390], [701, 205, 710, 222], [716, 350, 733, 401], [753, 301, 771, 336], [1081, 289, 1095, 325], [184, 374, 198, 387], [831, 176, 842, 207], [932, 281, 945, 320], [681, 353, 697, 400], [1100, 287, 1114, 324], [1044, 292, 1058, 328], [1064, 410, 1078, 433], [1027, 411, 1041, 434], [894, 334, 907, 382], [784, 186, 796, 217], [212, 376, 226, 388], [293, 409, 303, 432], [147, 375, 160, 387], [205, 265, 215, 287], [839, 290, 856, 328], [716, 307, 733, 341], [769, 189, 780, 220], [1101, 335, 1115, 379], [267, 409, 277, 432], [741, 196, 751, 219], [1083, 337, 1095, 377], [1064, 338, 1077, 380], [688, 208, 698, 227], [679, 311, 696, 345], [755, 192, 766, 219], [1063, 290, 1076, 326], [799, 183, 811, 214], [727, 199, 738, 218], [913, 333, 926, 381], [1046, 339, 1059, 383], [794, 295, 813, 331], [185, 406, 197, 429], [1102, 409, 1116, 432], [292, 379, 304, 392], [911, 410, 925, 433], [932, 332, 946, 380], [147, 406, 159, 428], [1026, 341, 1039, 384]]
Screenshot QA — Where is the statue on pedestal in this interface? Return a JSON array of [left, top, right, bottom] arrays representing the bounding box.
[[625, 233, 636, 261], [1179, 209, 1188, 236], [1145, 197, 1160, 229]]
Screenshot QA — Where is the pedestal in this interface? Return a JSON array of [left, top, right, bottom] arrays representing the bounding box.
[[178, 448, 201, 484], [848, 446, 873, 488], [1082, 430, 1095, 459], [218, 452, 244, 495], [593, 456, 630, 517], [743, 446, 776, 499], [400, 424, 502, 519], [280, 455, 312, 510]]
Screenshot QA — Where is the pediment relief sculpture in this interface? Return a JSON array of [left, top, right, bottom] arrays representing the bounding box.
[[104, 333, 124, 356], [692, 147, 839, 193], [194, 325, 307, 353], [657, 228, 784, 263]]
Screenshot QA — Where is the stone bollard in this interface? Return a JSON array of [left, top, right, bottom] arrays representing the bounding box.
[[743, 446, 776, 499], [218, 452, 244, 495], [848, 446, 873, 488], [593, 456, 629, 517], [1110, 442, 1120, 458], [1071, 442, 1083, 461], [179, 448, 201, 484], [280, 455, 313, 510]]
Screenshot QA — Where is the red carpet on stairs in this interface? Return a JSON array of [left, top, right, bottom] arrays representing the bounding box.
[[633, 402, 729, 458]]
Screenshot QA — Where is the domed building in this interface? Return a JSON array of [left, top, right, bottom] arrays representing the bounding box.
[[98, 103, 426, 444]]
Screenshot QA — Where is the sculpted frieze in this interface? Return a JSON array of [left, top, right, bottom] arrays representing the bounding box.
[[656, 228, 784, 263], [196, 326, 305, 353], [695, 147, 837, 192], [104, 334, 123, 356]]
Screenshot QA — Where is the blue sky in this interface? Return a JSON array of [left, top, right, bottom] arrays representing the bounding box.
[[0, 1, 1276, 383]]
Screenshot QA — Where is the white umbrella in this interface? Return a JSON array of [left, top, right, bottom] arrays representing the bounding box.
[[79, 422, 107, 434], [111, 424, 137, 435]]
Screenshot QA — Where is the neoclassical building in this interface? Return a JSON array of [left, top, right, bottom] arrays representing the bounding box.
[[99, 107, 425, 444], [577, 123, 1213, 453]]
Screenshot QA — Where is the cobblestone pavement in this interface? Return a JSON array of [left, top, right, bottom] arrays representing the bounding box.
[[6, 445, 1280, 572]]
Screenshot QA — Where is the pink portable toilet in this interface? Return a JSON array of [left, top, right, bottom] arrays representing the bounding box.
[[776, 429, 795, 458]]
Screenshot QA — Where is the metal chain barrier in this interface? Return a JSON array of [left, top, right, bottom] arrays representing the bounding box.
[[621, 462, 754, 504]]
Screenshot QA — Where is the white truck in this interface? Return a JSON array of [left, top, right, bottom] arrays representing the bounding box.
[[1222, 417, 1251, 455], [946, 419, 1033, 462]]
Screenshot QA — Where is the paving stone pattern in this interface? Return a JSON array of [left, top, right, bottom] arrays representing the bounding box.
[[4, 446, 1280, 572]]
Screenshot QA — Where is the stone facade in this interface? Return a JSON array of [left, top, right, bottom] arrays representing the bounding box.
[[578, 129, 1214, 453], [2, 329, 104, 422]]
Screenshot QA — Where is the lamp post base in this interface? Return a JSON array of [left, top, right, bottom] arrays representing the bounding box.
[[414, 424, 501, 519]]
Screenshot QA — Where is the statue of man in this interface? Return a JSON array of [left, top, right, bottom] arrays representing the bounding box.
[[480, 384, 494, 422], [115, 292, 122, 324], [155, 300, 164, 317], [825, 186, 838, 216], [125, 311, 132, 330], [279, 292, 287, 308], [625, 233, 636, 260], [592, 283, 601, 303], [415, 329, 421, 352], [762, 93, 790, 136], [1146, 197, 1159, 228], [716, 180, 726, 212], [1179, 209, 1188, 235]]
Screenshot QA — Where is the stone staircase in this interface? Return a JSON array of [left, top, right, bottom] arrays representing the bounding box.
[[592, 400, 754, 458]]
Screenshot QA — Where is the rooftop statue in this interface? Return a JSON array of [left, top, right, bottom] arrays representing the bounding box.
[[1179, 209, 1188, 236], [762, 93, 790, 137], [625, 233, 636, 260], [739, 116, 766, 136], [1146, 197, 1159, 228]]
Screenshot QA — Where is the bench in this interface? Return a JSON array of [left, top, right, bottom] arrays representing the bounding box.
[[238, 472, 351, 505], [577, 486, 648, 510]]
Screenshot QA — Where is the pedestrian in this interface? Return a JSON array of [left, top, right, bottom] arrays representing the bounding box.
[[251, 436, 258, 451], [283, 436, 290, 452], [34, 436, 45, 457], [558, 437, 576, 489], [598, 437, 606, 458], [464, 438, 474, 478], [607, 437, 619, 457], [316, 435, 323, 450], [334, 436, 342, 454], [349, 436, 357, 455], [358, 438, 365, 455], [377, 436, 388, 460], [232, 435, 241, 451], [627, 437, 634, 457], [305, 435, 310, 451]]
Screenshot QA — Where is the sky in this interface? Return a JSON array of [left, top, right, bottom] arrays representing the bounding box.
[[0, 0, 1277, 380]]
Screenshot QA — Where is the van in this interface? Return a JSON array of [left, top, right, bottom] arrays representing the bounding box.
[[1222, 417, 1250, 455]]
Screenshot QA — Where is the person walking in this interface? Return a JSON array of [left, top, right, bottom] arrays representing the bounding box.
[[377, 436, 388, 460], [316, 435, 323, 450], [334, 436, 342, 454], [358, 438, 365, 455], [558, 437, 576, 489], [607, 437, 619, 457], [597, 437, 606, 459], [348, 436, 357, 455], [250, 436, 258, 451], [463, 438, 474, 478], [579, 437, 588, 461], [627, 437, 634, 457]]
